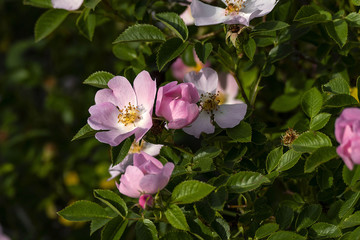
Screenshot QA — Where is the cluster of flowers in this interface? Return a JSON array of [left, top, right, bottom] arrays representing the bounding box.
[[87, 69, 247, 207]]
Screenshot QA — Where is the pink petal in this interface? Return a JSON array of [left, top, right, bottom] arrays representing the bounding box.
[[139, 194, 154, 209], [139, 163, 174, 194], [108, 76, 137, 108], [351, 136, 360, 164], [52, 0, 83, 10], [95, 89, 118, 105], [337, 144, 354, 170], [183, 111, 215, 138], [218, 73, 239, 102], [171, 58, 190, 81], [133, 71, 156, 112], [88, 102, 119, 130], [108, 155, 133, 180], [215, 103, 247, 128], [133, 111, 153, 141], [166, 100, 199, 129], [118, 166, 144, 198], [94, 129, 136, 147], [180, 6, 195, 25], [133, 153, 163, 174], [191, 0, 230, 26], [341, 108, 360, 120], [143, 143, 163, 156], [184, 68, 218, 95], [156, 82, 178, 116]]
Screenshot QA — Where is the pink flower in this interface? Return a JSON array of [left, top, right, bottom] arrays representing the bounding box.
[[156, 82, 200, 129], [171, 52, 210, 81], [52, 0, 83, 10], [139, 194, 154, 209], [108, 141, 163, 180], [191, 0, 278, 26], [183, 68, 247, 138], [0, 225, 10, 240], [88, 71, 156, 146], [117, 152, 174, 198], [335, 108, 360, 170], [180, 4, 195, 25]]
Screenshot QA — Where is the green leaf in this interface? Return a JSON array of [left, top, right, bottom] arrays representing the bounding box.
[[339, 192, 360, 219], [113, 24, 166, 43], [91, 218, 111, 235], [323, 78, 350, 95], [255, 223, 279, 239], [83, 71, 114, 88], [194, 42, 213, 64], [270, 93, 301, 112], [227, 171, 269, 193], [292, 131, 332, 153], [294, 5, 330, 25], [101, 217, 128, 240], [155, 12, 188, 41], [325, 19, 348, 48], [171, 180, 215, 204], [76, 9, 96, 41], [193, 146, 221, 161], [112, 44, 137, 61], [243, 38, 256, 61], [304, 146, 338, 173], [211, 218, 230, 240], [309, 113, 331, 131], [301, 88, 323, 118], [23, 0, 52, 8], [226, 121, 252, 142], [135, 219, 158, 240], [253, 21, 289, 32], [94, 189, 128, 217], [157, 38, 188, 71], [266, 146, 283, 173], [346, 12, 360, 27], [84, 0, 101, 10], [268, 231, 306, 240], [113, 138, 133, 165], [208, 186, 228, 211], [353, 0, 360, 6], [340, 211, 360, 229], [161, 231, 193, 240], [71, 124, 98, 141], [268, 44, 294, 63], [34, 9, 70, 42], [348, 226, 360, 240], [276, 149, 302, 172], [309, 222, 341, 238], [164, 204, 190, 231], [57, 200, 112, 221], [295, 204, 322, 231], [343, 165, 360, 186], [324, 94, 359, 108], [276, 205, 294, 229], [217, 46, 235, 72]]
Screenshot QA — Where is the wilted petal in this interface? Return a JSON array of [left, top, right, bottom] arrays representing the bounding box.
[[215, 103, 247, 128]]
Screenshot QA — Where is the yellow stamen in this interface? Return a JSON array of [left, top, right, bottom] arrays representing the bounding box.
[[225, 0, 245, 16], [129, 141, 144, 154], [117, 102, 141, 126], [216, 92, 226, 105], [200, 92, 220, 113]]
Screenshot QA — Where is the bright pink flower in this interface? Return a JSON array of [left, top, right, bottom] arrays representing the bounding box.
[[171, 52, 210, 81], [139, 194, 154, 209], [335, 108, 360, 170], [88, 71, 156, 146], [117, 153, 174, 198], [52, 0, 83, 10], [183, 68, 247, 138], [156, 82, 200, 129]]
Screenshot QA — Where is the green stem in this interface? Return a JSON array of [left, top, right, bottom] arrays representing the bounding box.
[[230, 72, 251, 106], [250, 75, 262, 108]]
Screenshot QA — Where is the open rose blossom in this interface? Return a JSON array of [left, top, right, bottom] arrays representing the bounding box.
[[88, 71, 156, 146], [183, 68, 247, 138], [108, 141, 163, 180], [52, 0, 83, 10], [117, 152, 174, 198], [335, 108, 360, 170], [156, 82, 200, 129], [191, 0, 278, 26]]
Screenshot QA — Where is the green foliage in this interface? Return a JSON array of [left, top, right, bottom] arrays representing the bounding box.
[[227, 171, 269, 193], [57, 200, 112, 221], [35, 9, 70, 42], [93, 189, 128, 217], [155, 12, 188, 41], [194, 42, 213, 64], [113, 24, 166, 43], [164, 204, 189, 231], [83, 71, 115, 88], [157, 38, 188, 71], [171, 180, 215, 204]]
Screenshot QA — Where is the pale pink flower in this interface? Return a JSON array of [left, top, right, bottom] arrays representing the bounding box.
[[0, 225, 10, 240], [88, 71, 156, 146], [191, 0, 278, 26], [108, 141, 163, 180], [156, 82, 200, 129], [335, 108, 360, 170], [139, 194, 154, 209], [183, 68, 247, 138], [52, 0, 83, 10], [180, 5, 195, 25], [117, 153, 174, 198], [171, 52, 210, 81]]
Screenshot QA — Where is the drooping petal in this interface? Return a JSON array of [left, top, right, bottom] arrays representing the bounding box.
[[143, 142, 163, 156], [139, 163, 174, 194], [183, 111, 214, 138], [133, 71, 157, 112], [108, 76, 137, 108], [94, 129, 136, 147], [108, 155, 134, 180], [191, 0, 230, 26], [52, 0, 83, 10], [118, 166, 144, 198], [88, 102, 119, 130], [133, 153, 163, 174], [215, 103, 247, 128], [184, 68, 218, 94]]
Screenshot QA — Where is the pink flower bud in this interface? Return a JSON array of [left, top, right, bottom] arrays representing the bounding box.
[[139, 194, 154, 209], [335, 108, 360, 170], [156, 82, 200, 129]]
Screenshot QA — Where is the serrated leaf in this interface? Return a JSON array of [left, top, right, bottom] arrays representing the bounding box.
[[243, 37, 256, 61], [227, 171, 269, 193], [71, 124, 98, 141], [194, 42, 213, 64], [113, 24, 166, 43], [34, 9, 70, 42], [268, 231, 306, 240], [211, 218, 230, 240], [323, 78, 350, 95], [94, 189, 128, 217], [193, 146, 221, 161], [226, 121, 252, 142], [309, 222, 341, 238], [276, 149, 302, 172], [112, 44, 137, 61], [346, 12, 360, 27], [301, 88, 323, 118], [325, 19, 348, 48], [83, 71, 114, 88], [339, 192, 360, 219], [255, 223, 279, 239], [266, 146, 283, 173], [101, 217, 128, 240], [309, 113, 331, 130], [324, 94, 359, 108], [90, 218, 111, 236], [253, 21, 289, 32], [57, 200, 112, 221], [155, 12, 188, 41], [76, 9, 96, 41], [135, 219, 158, 240], [340, 211, 360, 229], [171, 180, 215, 204], [113, 138, 133, 165], [304, 146, 337, 173], [165, 204, 189, 231], [292, 131, 332, 153], [157, 38, 188, 71], [295, 204, 322, 231]]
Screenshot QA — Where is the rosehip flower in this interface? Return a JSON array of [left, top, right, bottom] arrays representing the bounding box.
[[52, 0, 83, 10], [183, 68, 247, 138], [335, 108, 360, 170], [156, 82, 200, 129], [139, 194, 154, 209], [88, 71, 156, 146], [117, 153, 174, 198], [108, 141, 163, 180], [191, 0, 278, 26], [171, 51, 210, 81]]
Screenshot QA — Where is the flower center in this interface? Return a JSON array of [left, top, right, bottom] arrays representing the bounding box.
[[225, 0, 245, 16], [216, 92, 226, 105], [128, 141, 144, 154], [117, 102, 141, 126], [200, 92, 220, 113]]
